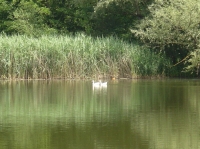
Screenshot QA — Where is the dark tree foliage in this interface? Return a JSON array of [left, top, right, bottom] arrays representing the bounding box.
[[0, 0, 12, 32], [0, 0, 151, 40], [91, 0, 152, 40], [33, 0, 95, 34]]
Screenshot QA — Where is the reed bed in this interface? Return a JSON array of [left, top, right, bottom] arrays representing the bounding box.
[[0, 33, 170, 79]]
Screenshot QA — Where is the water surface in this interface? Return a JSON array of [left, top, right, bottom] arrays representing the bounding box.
[[0, 79, 200, 149]]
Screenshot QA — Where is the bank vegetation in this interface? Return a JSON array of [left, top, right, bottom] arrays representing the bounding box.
[[1, 0, 200, 78], [0, 34, 170, 79]]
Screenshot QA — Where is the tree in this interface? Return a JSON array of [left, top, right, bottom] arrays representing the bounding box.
[[131, 0, 200, 74], [0, 0, 12, 33], [34, 0, 95, 34], [92, 0, 152, 39], [184, 45, 200, 75], [7, 0, 55, 36], [132, 0, 200, 48]]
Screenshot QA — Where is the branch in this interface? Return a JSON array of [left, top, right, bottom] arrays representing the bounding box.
[[171, 54, 191, 67]]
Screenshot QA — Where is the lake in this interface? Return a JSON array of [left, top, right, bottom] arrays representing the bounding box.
[[0, 79, 200, 149]]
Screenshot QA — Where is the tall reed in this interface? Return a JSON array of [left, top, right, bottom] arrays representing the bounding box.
[[0, 33, 170, 79]]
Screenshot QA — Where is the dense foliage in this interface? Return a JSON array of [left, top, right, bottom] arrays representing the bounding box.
[[132, 0, 200, 75], [0, 0, 150, 39], [0, 0, 200, 77]]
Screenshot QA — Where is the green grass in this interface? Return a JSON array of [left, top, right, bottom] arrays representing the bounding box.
[[0, 33, 170, 79]]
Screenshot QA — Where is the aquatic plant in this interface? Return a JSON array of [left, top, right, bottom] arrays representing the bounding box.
[[0, 33, 170, 79]]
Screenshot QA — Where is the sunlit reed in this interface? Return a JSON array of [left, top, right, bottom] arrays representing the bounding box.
[[0, 33, 170, 79]]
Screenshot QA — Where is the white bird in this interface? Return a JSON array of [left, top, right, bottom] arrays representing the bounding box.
[[92, 80, 101, 87], [100, 80, 107, 87]]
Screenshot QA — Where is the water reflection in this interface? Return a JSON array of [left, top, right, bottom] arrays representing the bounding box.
[[0, 79, 200, 149]]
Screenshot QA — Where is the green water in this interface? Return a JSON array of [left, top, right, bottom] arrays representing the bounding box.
[[0, 79, 200, 149]]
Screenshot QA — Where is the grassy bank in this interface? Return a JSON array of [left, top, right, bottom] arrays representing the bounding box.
[[0, 34, 170, 79]]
